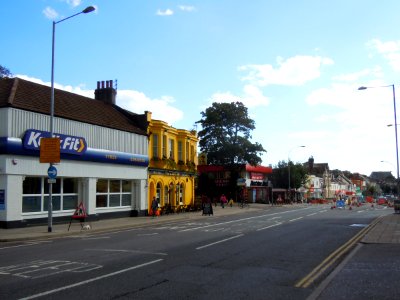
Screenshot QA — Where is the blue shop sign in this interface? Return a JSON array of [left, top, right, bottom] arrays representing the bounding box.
[[23, 129, 87, 155]]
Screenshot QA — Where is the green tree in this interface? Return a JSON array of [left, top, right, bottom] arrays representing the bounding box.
[[196, 101, 266, 166], [0, 65, 12, 78], [271, 160, 307, 189]]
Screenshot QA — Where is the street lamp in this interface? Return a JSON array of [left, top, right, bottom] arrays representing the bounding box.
[[48, 5, 95, 233], [288, 145, 306, 202], [358, 85, 399, 198]]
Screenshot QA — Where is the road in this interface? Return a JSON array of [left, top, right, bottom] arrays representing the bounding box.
[[0, 204, 391, 300]]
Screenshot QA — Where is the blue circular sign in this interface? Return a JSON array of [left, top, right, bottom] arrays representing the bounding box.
[[47, 165, 57, 179]]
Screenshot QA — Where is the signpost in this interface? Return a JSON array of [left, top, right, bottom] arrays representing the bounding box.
[[40, 138, 60, 233]]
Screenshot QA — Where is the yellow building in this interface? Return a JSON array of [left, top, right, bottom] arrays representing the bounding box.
[[147, 113, 198, 214]]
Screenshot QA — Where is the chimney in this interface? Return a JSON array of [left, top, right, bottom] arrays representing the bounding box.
[[94, 80, 117, 105]]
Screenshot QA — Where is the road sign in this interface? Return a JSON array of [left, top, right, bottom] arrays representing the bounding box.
[[47, 165, 57, 179], [40, 137, 60, 163]]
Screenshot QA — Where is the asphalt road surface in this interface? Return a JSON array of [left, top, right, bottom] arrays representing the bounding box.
[[0, 204, 391, 300]]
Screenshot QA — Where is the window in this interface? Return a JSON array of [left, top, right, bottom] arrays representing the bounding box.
[[22, 177, 78, 213], [156, 183, 161, 204], [164, 186, 169, 205], [186, 141, 189, 160], [96, 179, 132, 208], [169, 139, 174, 158], [178, 141, 183, 161], [152, 134, 159, 158], [162, 135, 167, 158]]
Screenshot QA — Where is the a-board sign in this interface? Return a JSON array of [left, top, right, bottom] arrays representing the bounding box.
[[40, 138, 60, 163]]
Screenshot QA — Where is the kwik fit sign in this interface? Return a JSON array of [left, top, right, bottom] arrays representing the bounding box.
[[23, 129, 87, 155]]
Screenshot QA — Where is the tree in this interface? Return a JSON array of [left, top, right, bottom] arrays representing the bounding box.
[[196, 101, 266, 166], [0, 65, 12, 78], [271, 160, 307, 189]]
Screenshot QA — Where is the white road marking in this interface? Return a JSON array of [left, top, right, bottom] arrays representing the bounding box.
[[137, 233, 159, 236], [0, 241, 52, 250], [289, 217, 303, 222], [306, 213, 318, 216], [180, 208, 311, 232], [196, 234, 244, 250], [19, 259, 164, 300], [85, 248, 168, 256], [84, 236, 110, 240], [256, 222, 283, 231]]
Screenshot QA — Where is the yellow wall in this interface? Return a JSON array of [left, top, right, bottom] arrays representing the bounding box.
[[147, 116, 198, 212]]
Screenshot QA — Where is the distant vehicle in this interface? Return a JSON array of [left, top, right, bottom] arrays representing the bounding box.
[[377, 197, 388, 205]]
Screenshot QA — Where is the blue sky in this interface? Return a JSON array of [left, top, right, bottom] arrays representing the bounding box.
[[3, 0, 400, 176]]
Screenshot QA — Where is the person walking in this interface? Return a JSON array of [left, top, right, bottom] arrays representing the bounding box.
[[220, 194, 227, 208], [151, 197, 158, 217]]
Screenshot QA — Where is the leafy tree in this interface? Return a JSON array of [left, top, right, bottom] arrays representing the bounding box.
[[0, 65, 12, 78], [196, 101, 266, 166], [271, 160, 307, 189]]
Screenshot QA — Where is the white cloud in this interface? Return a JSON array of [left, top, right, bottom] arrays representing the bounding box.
[[367, 39, 400, 71], [156, 9, 174, 16], [118, 91, 183, 125], [66, 0, 81, 8], [43, 7, 58, 20], [208, 84, 270, 108], [239, 55, 334, 87], [15, 75, 183, 126], [178, 5, 195, 12], [297, 78, 396, 174], [332, 67, 383, 82]]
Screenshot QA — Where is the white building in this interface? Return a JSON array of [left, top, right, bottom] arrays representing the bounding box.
[[0, 78, 149, 228]]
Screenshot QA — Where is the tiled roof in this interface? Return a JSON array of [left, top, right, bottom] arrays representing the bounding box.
[[0, 77, 148, 135]]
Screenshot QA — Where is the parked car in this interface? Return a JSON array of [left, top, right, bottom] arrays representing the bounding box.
[[377, 197, 388, 205]]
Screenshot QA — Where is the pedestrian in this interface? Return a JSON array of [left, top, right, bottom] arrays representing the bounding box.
[[220, 194, 227, 208], [228, 197, 234, 207], [151, 197, 158, 217]]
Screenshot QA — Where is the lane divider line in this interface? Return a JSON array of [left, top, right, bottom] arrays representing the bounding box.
[[256, 222, 283, 231], [196, 234, 244, 250], [295, 215, 383, 288]]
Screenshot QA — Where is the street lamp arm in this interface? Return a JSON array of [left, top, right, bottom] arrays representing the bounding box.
[[55, 6, 95, 24]]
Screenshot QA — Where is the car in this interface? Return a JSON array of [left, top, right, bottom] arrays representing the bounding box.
[[377, 197, 388, 205]]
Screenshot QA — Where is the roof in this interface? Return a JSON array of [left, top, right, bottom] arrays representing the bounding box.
[[0, 77, 148, 135]]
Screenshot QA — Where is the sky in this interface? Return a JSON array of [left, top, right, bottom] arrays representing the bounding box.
[[2, 0, 400, 176]]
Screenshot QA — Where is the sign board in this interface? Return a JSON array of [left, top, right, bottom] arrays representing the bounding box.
[[47, 179, 56, 184], [40, 138, 60, 163], [24, 129, 87, 156], [237, 178, 246, 186], [47, 165, 57, 179]]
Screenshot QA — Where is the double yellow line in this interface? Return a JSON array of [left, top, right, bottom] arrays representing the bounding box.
[[295, 215, 383, 288]]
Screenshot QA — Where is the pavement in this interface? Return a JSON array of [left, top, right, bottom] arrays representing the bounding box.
[[1, 203, 400, 299]]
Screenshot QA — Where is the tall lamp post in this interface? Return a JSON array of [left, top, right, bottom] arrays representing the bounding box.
[[358, 85, 399, 198], [288, 145, 306, 202], [48, 6, 95, 233]]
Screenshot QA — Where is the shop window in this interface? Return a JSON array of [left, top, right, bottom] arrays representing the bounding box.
[[156, 183, 161, 203], [164, 186, 169, 204], [22, 177, 78, 213], [96, 179, 132, 208]]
